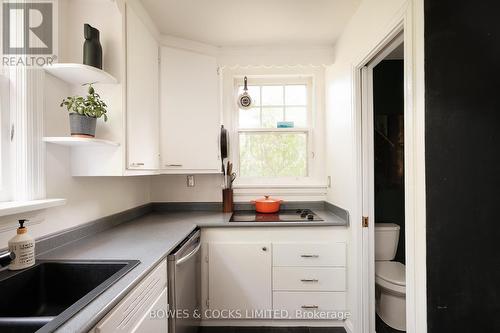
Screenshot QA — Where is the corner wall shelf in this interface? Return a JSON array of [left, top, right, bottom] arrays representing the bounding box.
[[44, 63, 118, 85], [43, 137, 120, 147]]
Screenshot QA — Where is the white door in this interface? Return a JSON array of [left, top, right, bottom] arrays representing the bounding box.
[[360, 33, 404, 333], [126, 4, 159, 170], [208, 243, 271, 315], [160, 47, 220, 172], [361, 65, 376, 333]]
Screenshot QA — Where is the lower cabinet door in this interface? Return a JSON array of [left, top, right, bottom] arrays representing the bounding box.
[[132, 288, 168, 333], [208, 243, 272, 317]]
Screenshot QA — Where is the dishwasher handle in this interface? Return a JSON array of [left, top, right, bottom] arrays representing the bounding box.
[[176, 243, 201, 266]]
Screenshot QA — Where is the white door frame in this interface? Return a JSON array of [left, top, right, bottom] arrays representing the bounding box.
[[352, 1, 427, 333], [361, 32, 404, 333]]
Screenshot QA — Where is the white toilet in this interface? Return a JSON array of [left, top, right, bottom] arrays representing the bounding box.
[[375, 223, 406, 331]]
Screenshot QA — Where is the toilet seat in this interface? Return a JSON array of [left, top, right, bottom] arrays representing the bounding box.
[[375, 262, 406, 295]]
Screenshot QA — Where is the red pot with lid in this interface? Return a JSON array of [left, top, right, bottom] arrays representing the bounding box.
[[251, 195, 283, 213]]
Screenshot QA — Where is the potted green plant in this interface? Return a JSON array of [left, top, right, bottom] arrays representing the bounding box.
[[60, 83, 108, 138]]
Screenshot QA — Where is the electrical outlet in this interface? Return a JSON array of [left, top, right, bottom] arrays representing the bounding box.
[[187, 175, 195, 187]]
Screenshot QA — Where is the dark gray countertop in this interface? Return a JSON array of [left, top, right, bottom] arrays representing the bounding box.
[[38, 210, 347, 332]]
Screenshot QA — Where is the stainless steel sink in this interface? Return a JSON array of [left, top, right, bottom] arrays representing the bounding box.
[[0, 260, 139, 333]]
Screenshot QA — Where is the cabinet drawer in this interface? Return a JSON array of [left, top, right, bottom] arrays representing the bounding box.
[[273, 267, 346, 291], [273, 243, 346, 267], [273, 292, 346, 319], [95, 261, 167, 333]]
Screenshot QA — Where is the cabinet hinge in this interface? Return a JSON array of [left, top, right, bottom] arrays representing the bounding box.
[[205, 255, 209, 263], [206, 299, 210, 308], [362, 216, 369, 228], [217, 67, 220, 75]]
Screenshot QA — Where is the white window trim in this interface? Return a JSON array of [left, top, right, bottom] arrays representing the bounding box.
[[0, 67, 66, 216], [0, 74, 11, 202], [232, 75, 319, 186]]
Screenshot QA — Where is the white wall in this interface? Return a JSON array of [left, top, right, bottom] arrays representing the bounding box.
[[0, 0, 151, 248], [324, 0, 406, 331], [152, 44, 332, 203]]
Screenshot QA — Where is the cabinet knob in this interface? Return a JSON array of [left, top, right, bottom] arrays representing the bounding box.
[[262, 247, 267, 252]]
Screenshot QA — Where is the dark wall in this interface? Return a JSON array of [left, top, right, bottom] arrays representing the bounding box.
[[425, 1, 500, 332], [373, 60, 405, 264]]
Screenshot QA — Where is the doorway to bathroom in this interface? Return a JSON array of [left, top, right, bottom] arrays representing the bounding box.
[[359, 30, 407, 333], [372, 40, 405, 333]]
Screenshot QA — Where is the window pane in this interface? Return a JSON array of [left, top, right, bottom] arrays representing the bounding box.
[[238, 85, 260, 106], [239, 107, 260, 128], [261, 107, 284, 128], [261, 86, 283, 106], [285, 107, 307, 127], [285, 85, 307, 105], [239, 132, 307, 177]]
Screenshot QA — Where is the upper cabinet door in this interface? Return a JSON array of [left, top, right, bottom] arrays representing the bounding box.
[[126, 5, 159, 170], [160, 47, 221, 172]]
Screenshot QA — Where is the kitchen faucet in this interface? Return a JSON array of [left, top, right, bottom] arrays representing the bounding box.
[[0, 251, 15, 270]]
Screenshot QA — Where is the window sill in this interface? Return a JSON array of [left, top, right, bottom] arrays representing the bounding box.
[[0, 199, 67, 217]]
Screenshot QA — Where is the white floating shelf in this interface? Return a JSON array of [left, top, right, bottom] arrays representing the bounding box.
[[43, 137, 120, 147], [0, 199, 66, 218], [44, 63, 118, 85]]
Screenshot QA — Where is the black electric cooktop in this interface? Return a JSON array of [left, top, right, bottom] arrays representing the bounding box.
[[229, 209, 324, 223]]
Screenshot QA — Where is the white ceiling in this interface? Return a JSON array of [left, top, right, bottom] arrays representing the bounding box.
[[140, 0, 361, 47]]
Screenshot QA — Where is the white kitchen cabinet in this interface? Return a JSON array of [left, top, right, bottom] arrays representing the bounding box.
[[160, 47, 221, 173], [132, 288, 168, 333], [273, 267, 346, 291], [208, 242, 272, 314], [93, 261, 167, 333], [273, 292, 346, 319], [201, 227, 348, 323], [126, 4, 160, 170], [273, 242, 346, 267]]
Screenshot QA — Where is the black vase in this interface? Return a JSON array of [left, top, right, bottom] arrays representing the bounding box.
[[83, 24, 102, 69]]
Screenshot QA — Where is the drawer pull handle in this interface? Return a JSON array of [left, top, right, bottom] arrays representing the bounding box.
[[300, 254, 319, 258], [300, 279, 319, 283], [131, 162, 145, 167], [166, 164, 183, 167], [301, 305, 319, 309]]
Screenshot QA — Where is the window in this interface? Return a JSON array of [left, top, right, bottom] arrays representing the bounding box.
[[236, 77, 312, 180]]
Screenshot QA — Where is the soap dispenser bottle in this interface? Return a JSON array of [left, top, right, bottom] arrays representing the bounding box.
[[8, 219, 35, 270]]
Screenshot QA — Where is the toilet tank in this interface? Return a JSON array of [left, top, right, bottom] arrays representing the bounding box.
[[375, 223, 400, 261]]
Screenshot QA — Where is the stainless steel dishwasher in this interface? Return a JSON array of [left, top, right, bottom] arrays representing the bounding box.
[[167, 229, 201, 333]]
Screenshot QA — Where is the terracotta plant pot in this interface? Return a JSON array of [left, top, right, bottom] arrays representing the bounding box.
[[251, 195, 283, 213]]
